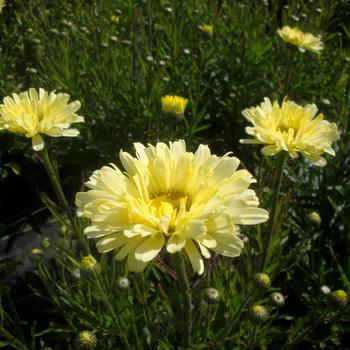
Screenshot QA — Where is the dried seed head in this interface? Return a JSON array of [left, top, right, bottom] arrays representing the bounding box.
[[250, 304, 268, 323], [75, 330, 97, 350], [204, 287, 220, 303], [253, 273, 271, 289], [269, 292, 285, 308], [320, 285, 331, 295], [117, 277, 130, 290]]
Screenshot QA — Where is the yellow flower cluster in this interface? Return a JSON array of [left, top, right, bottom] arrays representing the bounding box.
[[161, 95, 188, 118], [241, 97, 339, 166], [0, 88, 83, 151], [277, 26, 323, 53], [76, 140, 268, 274]]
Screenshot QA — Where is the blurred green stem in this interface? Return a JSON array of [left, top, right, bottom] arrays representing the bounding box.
[[95, 276, 132, 350], [260, 152, 287, 271], [173, 253, 192, 349], [247, 324, 258, 350]]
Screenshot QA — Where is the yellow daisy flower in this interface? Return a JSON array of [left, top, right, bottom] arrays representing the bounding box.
[[240, 98, 339, 166], [0, 88, 84, 151], [76, 140, 268, 274], [277, 26, 323, 53], [161, 95, 188, 118]]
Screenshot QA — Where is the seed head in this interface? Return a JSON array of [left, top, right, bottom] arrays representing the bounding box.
[[269, 292, 285, 308], [320, 285, 331, 295], [117, 277, 130, 290], [204, 287, 220, 303], [29, 248, 43, 262]]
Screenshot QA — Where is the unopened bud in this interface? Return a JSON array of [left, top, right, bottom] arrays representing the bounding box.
[[328, 290, 347, 308], [117, 277, 130, 290], [29, 248, 43, 262], [40, 237, 50, 248], [269, 292, 285, 308], [80, 255, 101, 277], [307, 212, 321, 227], [250, 304, 268, 323], [204, 287, 220, 303], [253, 273, 271, 289], [75, 330, 97, 350]]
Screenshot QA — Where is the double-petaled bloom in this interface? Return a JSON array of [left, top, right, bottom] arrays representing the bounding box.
[[0, 88, 84, 151], [240, 98, 339, 166], [76, 140, 268, 274], [277, 26, 323, 53]]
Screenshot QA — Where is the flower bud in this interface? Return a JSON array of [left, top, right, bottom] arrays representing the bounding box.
[[328, 290, 347, 308], [269, 292, 285, 308], [117, 277, 130, 290], [80, 255, 101, 277], [307, 212, 321, 227], [29, 248, 44, 262], [204, 287, 220, 303], [250, 304, 268, 323], [75, 330, 97, 350], [253, 273, 271, 289], [40, 237, 51, 248]]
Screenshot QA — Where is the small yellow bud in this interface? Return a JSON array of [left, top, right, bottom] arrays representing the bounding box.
[[198, 24, 214, 36], [253, 273, 271, 289], [161, 95, 188, 118], [29, 248, 43, 262], [307, 212, 321, 226], [328, 290, 347, 308], [250, 304, 268, 323], [80, 255, 101, 277], [110, 15, 119, 23], [75, 330, 97, 350]]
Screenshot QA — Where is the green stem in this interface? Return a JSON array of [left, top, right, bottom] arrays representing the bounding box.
[[39, 146, 83, 243], [247, 324, 258, 350], [95, 277, 132, 350], [173, 253, 192, 349], [260, 152, 287, 271]]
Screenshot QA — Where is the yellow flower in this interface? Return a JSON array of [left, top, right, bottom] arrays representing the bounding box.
[[0, 88, 84, 151], [76, 140, 268, 274], [241, 98, 339, 166], [277, 26, 323, 53], [198, 24, 213, 35], [110, 15, 119, 23], [0, 0, 6, 13], [161, 95, 188, 118]]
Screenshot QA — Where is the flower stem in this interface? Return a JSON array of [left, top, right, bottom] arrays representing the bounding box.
[[95, 276, 132, 350], [173, 253, 192, 349], [39, 145, 81, 240], [260, 152, 287, 271]]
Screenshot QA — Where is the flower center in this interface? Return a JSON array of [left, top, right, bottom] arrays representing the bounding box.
[[150, 191, 191, 211]]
